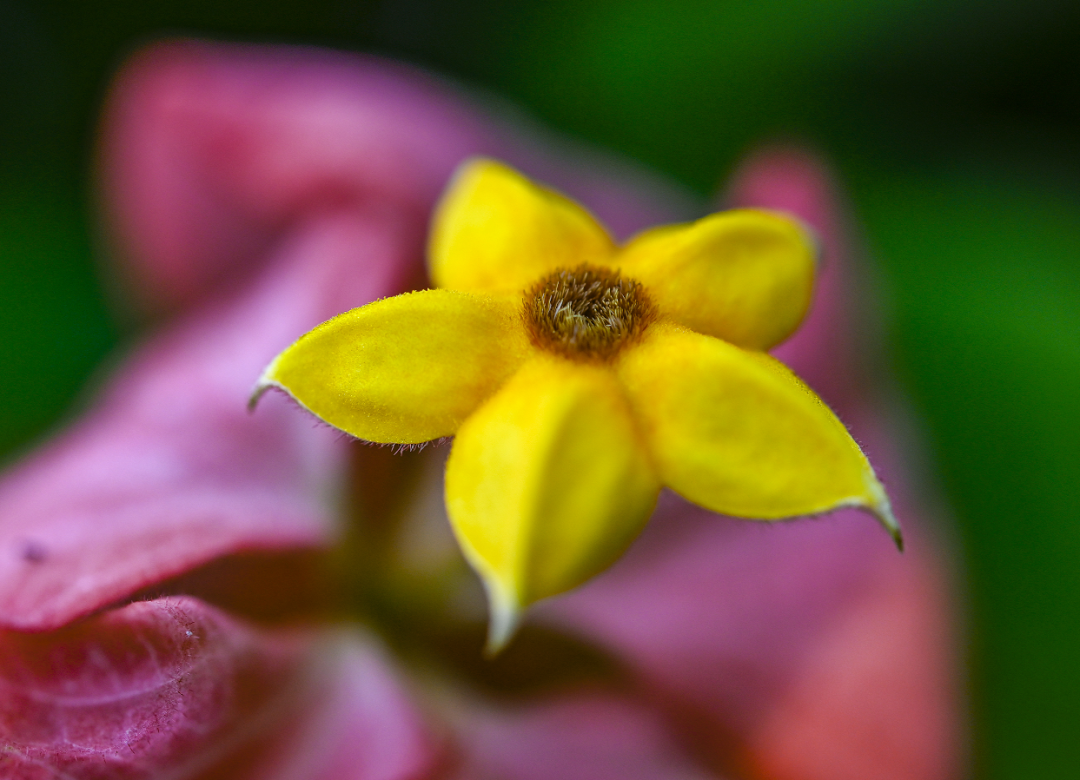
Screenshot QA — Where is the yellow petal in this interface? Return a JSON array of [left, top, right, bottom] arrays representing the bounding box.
[[444, 357, 660, 652], [429, 158, 616, 292], [617, 209, 816, 350], [618, 324, 900, 546], [252, 289, 531, 444]]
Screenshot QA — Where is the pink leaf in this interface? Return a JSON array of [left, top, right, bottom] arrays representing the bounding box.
[[0, 210, 414, 631], [0, 596, 311, 780]]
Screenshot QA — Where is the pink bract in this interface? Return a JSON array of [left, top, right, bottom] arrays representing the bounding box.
[[0, 40, 962, 780]]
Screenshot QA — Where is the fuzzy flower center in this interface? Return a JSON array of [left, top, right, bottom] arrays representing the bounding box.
[[524, 264, 656, 360]]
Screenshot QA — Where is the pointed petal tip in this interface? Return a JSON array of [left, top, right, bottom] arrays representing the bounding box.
[[886, 514, 905, 553], [247, 376, 274, 413], [483, 587, 524, 658], [249, 355, 285, 413], [867, 485, 903, 552]]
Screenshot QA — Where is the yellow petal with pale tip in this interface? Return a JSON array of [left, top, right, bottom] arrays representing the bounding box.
[[444, 357, 661, 652], [618, 324, 901, 547], [429, 158, 616, 293], [617, 209, 816, 350], [252, 289, 531, 444]]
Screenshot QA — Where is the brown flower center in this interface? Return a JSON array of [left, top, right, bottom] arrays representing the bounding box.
[[524, 264, 655, 361]]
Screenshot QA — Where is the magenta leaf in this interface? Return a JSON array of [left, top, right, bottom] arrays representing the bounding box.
[[0, 596, 311, 780], [0, 209, 415, 631]]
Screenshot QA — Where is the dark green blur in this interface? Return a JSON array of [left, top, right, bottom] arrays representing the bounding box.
[[3, 1, 1080, 776]]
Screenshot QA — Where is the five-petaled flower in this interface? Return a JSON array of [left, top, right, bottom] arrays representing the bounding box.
[[0, 40, 959, 780], [252, 158, 901, 650]]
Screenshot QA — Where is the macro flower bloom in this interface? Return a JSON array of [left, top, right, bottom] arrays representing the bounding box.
[[0, 40, 960, 780], [253, 159, 900, 648]]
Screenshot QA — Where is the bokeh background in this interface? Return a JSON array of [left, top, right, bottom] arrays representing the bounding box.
[[2, 1, 1079, 776]]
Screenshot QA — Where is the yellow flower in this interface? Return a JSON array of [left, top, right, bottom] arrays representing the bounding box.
[[252, 158, 900, 652]]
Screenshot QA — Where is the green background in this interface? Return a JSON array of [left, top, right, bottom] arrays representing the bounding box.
[[3, 1, 1080, 776]]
